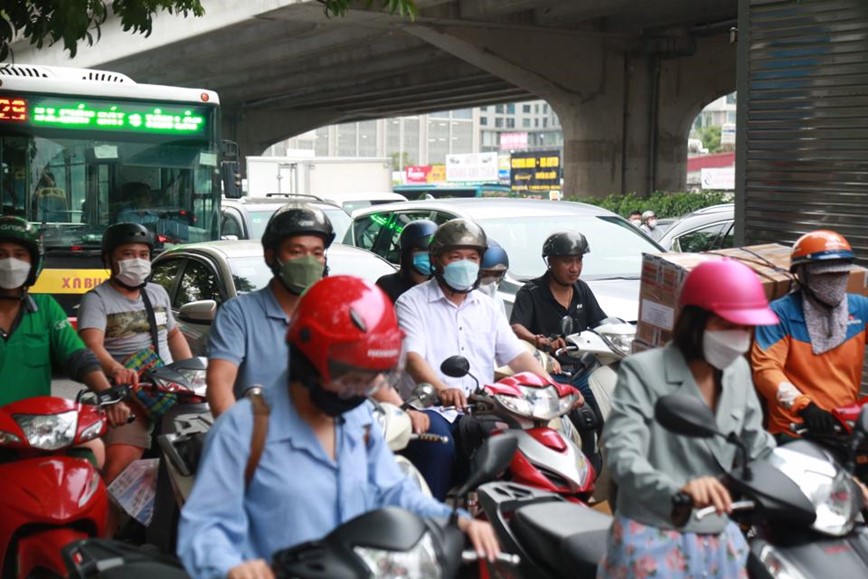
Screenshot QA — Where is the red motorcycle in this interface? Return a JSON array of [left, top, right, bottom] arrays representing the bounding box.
[[440, 356, 596, 502], [0, 388, 125, 578], [791, 395, 868, 481]]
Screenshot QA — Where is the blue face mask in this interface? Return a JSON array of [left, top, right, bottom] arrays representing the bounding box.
[[441, 259, 480, 292], [411, 252, 432, 276]]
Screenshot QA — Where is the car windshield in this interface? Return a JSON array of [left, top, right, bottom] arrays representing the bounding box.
[[246, 206, 352, 242], [226, 248, 394, 294], [476, 215, 660, 280]]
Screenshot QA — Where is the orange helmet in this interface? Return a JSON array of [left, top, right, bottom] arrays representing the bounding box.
[[790, 230, 854, 272]]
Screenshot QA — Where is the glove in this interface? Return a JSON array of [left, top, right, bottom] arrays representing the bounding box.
[[798, 403, 838, 436]]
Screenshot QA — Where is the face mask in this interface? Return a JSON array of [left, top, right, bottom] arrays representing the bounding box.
[[630, 219, 642, 227], [411, 252, 432, 276], [115, 258, 151, 287], [279, 254, 325, 295], [0, 257, 31, 290], [703, 329, 752, 370], [441, 259, 480, 292], [309, 383, 367, 417], [479, 280, 499, 299], [807, 272, 849, 307], [647, 219, 658, 229]]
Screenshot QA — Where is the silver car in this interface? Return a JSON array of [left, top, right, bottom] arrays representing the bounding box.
[[345, 198, 664, 321], [151, 240, 397, 355]]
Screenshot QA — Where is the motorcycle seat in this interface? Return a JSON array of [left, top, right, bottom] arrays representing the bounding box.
[[512, 501, 611, 576]]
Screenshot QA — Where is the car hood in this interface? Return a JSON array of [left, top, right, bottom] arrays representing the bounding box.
[[583, 278, 641, 323]]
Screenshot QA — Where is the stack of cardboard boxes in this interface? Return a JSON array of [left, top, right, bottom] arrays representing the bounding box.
[[633, 243, 868, 354]]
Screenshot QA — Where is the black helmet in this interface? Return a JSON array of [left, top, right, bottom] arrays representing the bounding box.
[[0, 216, 43, 286], [399, 219, 438, 256], [261, 203, 335, 253], [101, 222, 154, 263], [428, 219, 487, 257], [542, 231, 589, 258]]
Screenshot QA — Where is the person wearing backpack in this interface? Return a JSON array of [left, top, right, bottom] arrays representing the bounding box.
[[177, 276, 499, 579]]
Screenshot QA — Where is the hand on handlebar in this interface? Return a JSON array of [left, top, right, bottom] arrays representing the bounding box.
[[680, 476, 732, 516], [105, 401, 134, 427], [457, 517, 501, 563], [111, 366, 139, 388], [799, 403, 839, 436], [407, 409, 430, 434], [439, 388, 468, 411]]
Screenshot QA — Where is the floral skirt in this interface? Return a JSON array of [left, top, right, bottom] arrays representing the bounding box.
[[596, 515, 749, 579]]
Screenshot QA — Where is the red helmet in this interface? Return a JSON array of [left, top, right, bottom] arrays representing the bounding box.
[[286, 276, 404, 384], [790, 230, 854, 272], [679, 259, 779, 326]]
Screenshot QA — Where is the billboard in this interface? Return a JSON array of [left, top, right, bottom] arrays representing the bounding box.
[[499, 132, 528, 150], [405, 164, 446, 184], [445, 152, 499, 182], [510, 150, 561, 193]]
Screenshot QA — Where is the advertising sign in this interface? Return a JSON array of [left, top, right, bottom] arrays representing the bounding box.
[[405, 165, 431, 184], [499, 132, 528, 151], [445, 152, 499, 182], [701, 167, 735, 190], [510, 150, 561, 193]]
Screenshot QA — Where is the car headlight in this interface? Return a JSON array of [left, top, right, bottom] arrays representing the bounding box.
[[495, 385, 576, 421], [354, 531, 442, 578], [599, 330, 635, 357], [768, 446, 861, 536], [15, 411, 78, 450]]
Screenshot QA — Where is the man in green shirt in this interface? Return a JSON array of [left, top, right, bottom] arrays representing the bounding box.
[[0, 216, 130, 442]]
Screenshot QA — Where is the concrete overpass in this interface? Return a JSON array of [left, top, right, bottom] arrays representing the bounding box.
[[11, 0, 738, 197]]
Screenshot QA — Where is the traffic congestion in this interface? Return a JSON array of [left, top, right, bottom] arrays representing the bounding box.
[[2, 17, 868, 579]]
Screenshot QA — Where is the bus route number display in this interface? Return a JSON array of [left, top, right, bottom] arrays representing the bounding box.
[[0, 95, 208, 136]]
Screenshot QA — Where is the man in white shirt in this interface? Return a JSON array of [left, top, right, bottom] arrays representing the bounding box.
[[395, 218, 553, 499]]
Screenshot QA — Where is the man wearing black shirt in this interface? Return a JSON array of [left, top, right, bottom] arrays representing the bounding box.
[[376, 219, 438, 303], [510, 231, 607, 351]]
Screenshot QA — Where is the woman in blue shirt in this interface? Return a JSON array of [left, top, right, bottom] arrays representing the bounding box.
[[178, 275, 499, 579]]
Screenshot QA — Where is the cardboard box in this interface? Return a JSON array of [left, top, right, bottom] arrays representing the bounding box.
[[635, 243, 868, 349]]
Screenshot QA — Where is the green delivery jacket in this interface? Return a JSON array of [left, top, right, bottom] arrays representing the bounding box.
[[0, 294, 88, 407]]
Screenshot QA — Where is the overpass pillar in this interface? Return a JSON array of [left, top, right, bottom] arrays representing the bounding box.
[[407, 25, 735, 197]]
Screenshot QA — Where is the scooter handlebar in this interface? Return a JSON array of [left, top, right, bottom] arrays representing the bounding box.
[[461, 550, 521, 566], [410, 433, 450, 444], [694, 500, 756, 521]]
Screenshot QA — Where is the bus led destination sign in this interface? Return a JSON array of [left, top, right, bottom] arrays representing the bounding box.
[[0, 95, 208, 136]]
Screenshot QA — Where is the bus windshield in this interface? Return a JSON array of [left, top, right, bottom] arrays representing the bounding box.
[[0, 131, 219, 251]]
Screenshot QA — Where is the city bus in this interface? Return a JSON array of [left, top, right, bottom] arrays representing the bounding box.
[[393, 182, 512, 200], [0, 64, 233, 315]]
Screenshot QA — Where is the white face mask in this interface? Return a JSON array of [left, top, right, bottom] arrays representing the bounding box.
[[478, 280, 499, 299], [703, 329, 752, 370], [115, 258, 151, 287], [0, 257, 31, 290]]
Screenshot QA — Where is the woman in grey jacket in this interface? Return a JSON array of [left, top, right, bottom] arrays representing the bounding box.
[[598, 259, 779, 578]]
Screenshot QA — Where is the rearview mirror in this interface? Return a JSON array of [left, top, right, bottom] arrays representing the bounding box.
[[179, 300, 217, 324], [559, 315, 574, 337], [455, 432, 518, 497], [856, 405, 868, 438], [654, 394, 720, 439], [440, 356, 470, 378]]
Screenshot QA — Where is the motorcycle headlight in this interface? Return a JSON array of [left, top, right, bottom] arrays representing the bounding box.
[[15, 411, 78, 450], [599, 330, 635, 357], [354, 531, 442, 578], [494, 385, 575, 421], [768, 446, 861, 536]]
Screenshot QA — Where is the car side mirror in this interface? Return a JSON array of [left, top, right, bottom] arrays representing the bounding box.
[[178, 300, 218, 324]]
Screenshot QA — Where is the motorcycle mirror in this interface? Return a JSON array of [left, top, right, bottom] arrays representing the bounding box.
[[559, 315, 574, 337], [857, 405, 868, 437], [441, 356, 470, 378], [454, 432, 519, 499], [654, 394, 720, 439], [407, 383, 438, 409]]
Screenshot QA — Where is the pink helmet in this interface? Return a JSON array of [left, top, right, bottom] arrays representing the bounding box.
[[679, 259, 779, 326]]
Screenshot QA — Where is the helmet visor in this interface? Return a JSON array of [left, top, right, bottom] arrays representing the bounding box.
[[327, 349, 407, 398], [715, 304, 780, 327]]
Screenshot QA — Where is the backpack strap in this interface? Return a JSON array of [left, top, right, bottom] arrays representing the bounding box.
[[245, 391, 270, 489]]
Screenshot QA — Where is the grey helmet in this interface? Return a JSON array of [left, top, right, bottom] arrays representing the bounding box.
[[542, 231, 589, 258], [428, 219, 487, 257]]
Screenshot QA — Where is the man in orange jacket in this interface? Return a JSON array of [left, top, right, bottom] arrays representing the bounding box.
[[752, 230, 868, 440]]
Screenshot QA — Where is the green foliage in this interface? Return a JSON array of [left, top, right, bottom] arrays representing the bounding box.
[[579, 190, 733, 219], [390, 151, 414, 171], [1, 0, 418, 62], [697, 125, 722, 154], [1, 0, 204, 60], [318, 0, 418, 19]]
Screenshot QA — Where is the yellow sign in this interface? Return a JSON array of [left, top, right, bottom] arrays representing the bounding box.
[[428, 164, 446, 183], [30, 268, 109, 294]]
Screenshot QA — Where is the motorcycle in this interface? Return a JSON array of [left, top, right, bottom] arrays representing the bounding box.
[[658, 393, 868, 578], [790, 395, 868, 482], [0, 387, 127, 578], [63, 434, 522, 578], [440, 355, 597, 503], [369, 383, 448, 497]]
